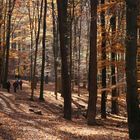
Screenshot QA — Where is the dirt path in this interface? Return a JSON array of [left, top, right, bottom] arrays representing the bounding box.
[[0, 81, 128, 140]]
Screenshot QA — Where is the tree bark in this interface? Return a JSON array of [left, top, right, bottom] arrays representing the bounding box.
[[0, 0, 7, 84], [3, 0, 16, 87], [101, 0, 107, 119], [39, 0, 47, 101], [126, 0, 140, 139], [0, 0, 3, 83], [110, 15, 119, 115], [87, 0, 98, 125], [52, 0, 58, 99], [27, 1, 35, 82], [31, 0, 43, 100], [57, 0, 72, 120], [78, 8, 82, 97]]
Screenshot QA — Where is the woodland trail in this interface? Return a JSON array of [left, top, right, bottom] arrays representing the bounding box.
[[0, 81, 128, 140]]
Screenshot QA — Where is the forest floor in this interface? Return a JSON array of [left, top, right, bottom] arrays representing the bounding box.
[[0, 80, 128, 140]]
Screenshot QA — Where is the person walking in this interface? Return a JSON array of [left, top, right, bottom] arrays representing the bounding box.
[[6, 81, 11, 92], [19, 80, 23, 90], [13, 81, 18, 93]]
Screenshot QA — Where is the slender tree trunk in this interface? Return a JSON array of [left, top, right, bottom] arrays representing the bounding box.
[[0, 1, 7, 84], [73, 18, 78, 87], [3, 0, 15, 87], [73, 18, 76, 89], [31, 0, 43, 100], [110, 15, 119, 114], [57, 0, 72, 120], [52, 0, 58, 99], [85, 2, 90, 88], [87, 0, 98, 125], [78, 16, 82, 96], [39, 0, 47, 101], [70, 0, 74, 91], [27, 2, 34, 82], [0, 0, 3, 84], [126, 0, 140, 139], [69, 1, 73, 81], [101, 0, 107, 118]]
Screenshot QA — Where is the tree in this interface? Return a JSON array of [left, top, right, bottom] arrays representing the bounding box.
[[110, 14, 119, 114], [87, 0, 98, 125], [39, 0, 47, 101], [26, 0, 35, 82], [126, 0, 140, 138], [57, 0, 72, 120], [0, 1, 3, 83], [77, 3, 82, 97], [101, 0, 107, 118], [52, 0, 58, 99], [3, 0, 16, 87], [31, 0, 43, 100], [0, 0, 7, 84]]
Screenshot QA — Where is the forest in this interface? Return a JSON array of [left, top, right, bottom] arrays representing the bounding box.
[[0, 0, 140, 139]]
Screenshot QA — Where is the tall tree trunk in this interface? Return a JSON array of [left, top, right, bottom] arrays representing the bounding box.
[[78, 17, 82, 96], [101, 0, 107, 118], [87, 0, 98, 125], [126, 0, 140, 139], [27, 1, 34, 82], [69, 0, 74, 84], [52, 0, 58, 99], [110, 15, 119, 114], [0, 0, 7, 84], [73, 18, 78, 88], [0, 0, 3, 84], [85, 2, 90, 88], [57, 0, 72, 120], [39, 0, 47, 101], [31, 0, 43, 100], [3, 0, 15, 87]]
